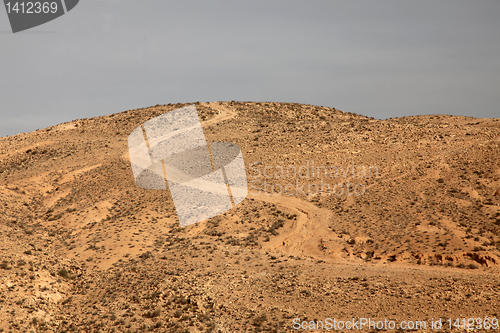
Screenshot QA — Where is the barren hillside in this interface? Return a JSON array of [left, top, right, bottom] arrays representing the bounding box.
[[1, 101, 499, 332]]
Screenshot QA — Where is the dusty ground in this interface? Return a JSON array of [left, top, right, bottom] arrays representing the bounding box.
[[0, 101, 499, 332]]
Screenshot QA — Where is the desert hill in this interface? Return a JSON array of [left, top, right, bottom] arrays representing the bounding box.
[[1, 101, 499, 332]]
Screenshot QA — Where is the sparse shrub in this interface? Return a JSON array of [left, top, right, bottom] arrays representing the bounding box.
[[252, 314, 267, 327], [58, 268, 69, 278], [272, 219, 285, 229], [300, 290, 311, 297], [142, 308, 161, 319], [61, 296, 73, 305], [365, 251, 374, 260], [226, 237, 240, 246], [0, 261, 11, 270], [152, 309, 161, 317], [204, 229, 223, 237], [139, 251, 152, 260], [176, 296, 188, 305], [48, 213, 63, 221], [244, 233, 258, 246], [267, 228, 278, 236]]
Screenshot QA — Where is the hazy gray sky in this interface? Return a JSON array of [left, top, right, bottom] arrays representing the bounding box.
[[1, 0, 499, 137]]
